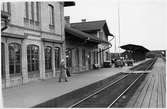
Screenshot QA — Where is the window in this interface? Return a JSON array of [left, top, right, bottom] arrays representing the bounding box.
[[1, 2, 10, 14], [24, 2, 40, 24], [48, 4, 54, 26], [36, 2, 40, 22], [82, 49, 86, 66], [55, 47, 60, 69], [9, 43, 21, 76], [1, 43, 5, 79], [30, 2, 34, 22], [45, 46, 52, 70], [25, 2, 29, 19], [27, 45, 39, 72]]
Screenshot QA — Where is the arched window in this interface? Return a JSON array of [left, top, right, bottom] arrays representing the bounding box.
[[48, 4, 54, 26], [55, 47, 60, 69], [9, 43, 21, 76], [45, 46, 52, 70], [27, 45, 39, 72]]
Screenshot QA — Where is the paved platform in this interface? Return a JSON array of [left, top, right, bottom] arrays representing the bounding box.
[[1, 60, 148, 108], [127, 58, 166, 108]]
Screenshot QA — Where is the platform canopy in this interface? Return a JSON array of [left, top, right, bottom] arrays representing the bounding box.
[[120, 44, 150, 52]]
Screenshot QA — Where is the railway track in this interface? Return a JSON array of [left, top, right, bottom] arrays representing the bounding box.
[[69, 58, 156, 108], [130, 58, 157, 71]]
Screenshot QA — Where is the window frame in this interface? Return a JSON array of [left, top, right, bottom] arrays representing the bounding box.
[[8, 43, 22, 77], [1, 2, 11, 14], [45, 46, 52, 71], [55, 47, 60, 69], [48, 4, 55, 27], [25, 2, 29, 19], [27, 44, 39, 73], [36, 2, 40, 22], [29, 2, 34, 24]]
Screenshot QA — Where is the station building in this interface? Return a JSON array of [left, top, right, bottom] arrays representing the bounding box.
[[1, 1, 75, 88], [65, 18, 113, 74], [70, 20, 113, 68]]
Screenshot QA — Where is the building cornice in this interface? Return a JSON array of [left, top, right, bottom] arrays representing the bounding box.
[[1, 32, 27, 39], [8, 24, 62, 37]]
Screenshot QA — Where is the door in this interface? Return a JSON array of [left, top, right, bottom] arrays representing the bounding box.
[[66, 48, 72, 72], [88, 51, 91, 70]]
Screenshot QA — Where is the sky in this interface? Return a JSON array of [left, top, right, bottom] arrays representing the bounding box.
[[64, 0, 167, 52]]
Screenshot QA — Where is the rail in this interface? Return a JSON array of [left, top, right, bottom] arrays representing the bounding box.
[[69, 58, 156, 108], [69, 73, 129, 108], [107, 57, 156, 108]]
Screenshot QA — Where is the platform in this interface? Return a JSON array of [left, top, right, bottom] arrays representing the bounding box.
[[1, 59, 151, 108], [126, 58, 166, 108]]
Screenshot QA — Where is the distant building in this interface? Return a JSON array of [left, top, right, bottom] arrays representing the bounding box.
[[71, 20, 113, 68], [1, 1, 75, 88]]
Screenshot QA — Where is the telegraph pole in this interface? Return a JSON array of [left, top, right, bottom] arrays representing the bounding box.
[[117, 0, 121, 56]]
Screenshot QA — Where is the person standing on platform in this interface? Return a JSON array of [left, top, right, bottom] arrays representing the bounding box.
[[59, 59, 68, 82]]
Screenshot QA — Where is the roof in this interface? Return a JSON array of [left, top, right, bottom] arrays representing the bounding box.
[[63, 1, 75, 7], [120, 44, 150, 52], [71, 20, 113, 36], [65, 26, 99, 43]]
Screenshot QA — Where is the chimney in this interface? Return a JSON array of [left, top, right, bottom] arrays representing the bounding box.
[[81, 19, 86, 22], [64, 16, 70, 26]]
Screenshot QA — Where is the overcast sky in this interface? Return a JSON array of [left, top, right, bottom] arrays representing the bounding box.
[[64, 0, 167, 52]]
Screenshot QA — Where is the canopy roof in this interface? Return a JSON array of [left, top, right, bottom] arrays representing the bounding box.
[[65, 26, 111, 45], [65, 26, 99, 43], [120, 44, 149, 52], [63, 1, 75, 7]]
